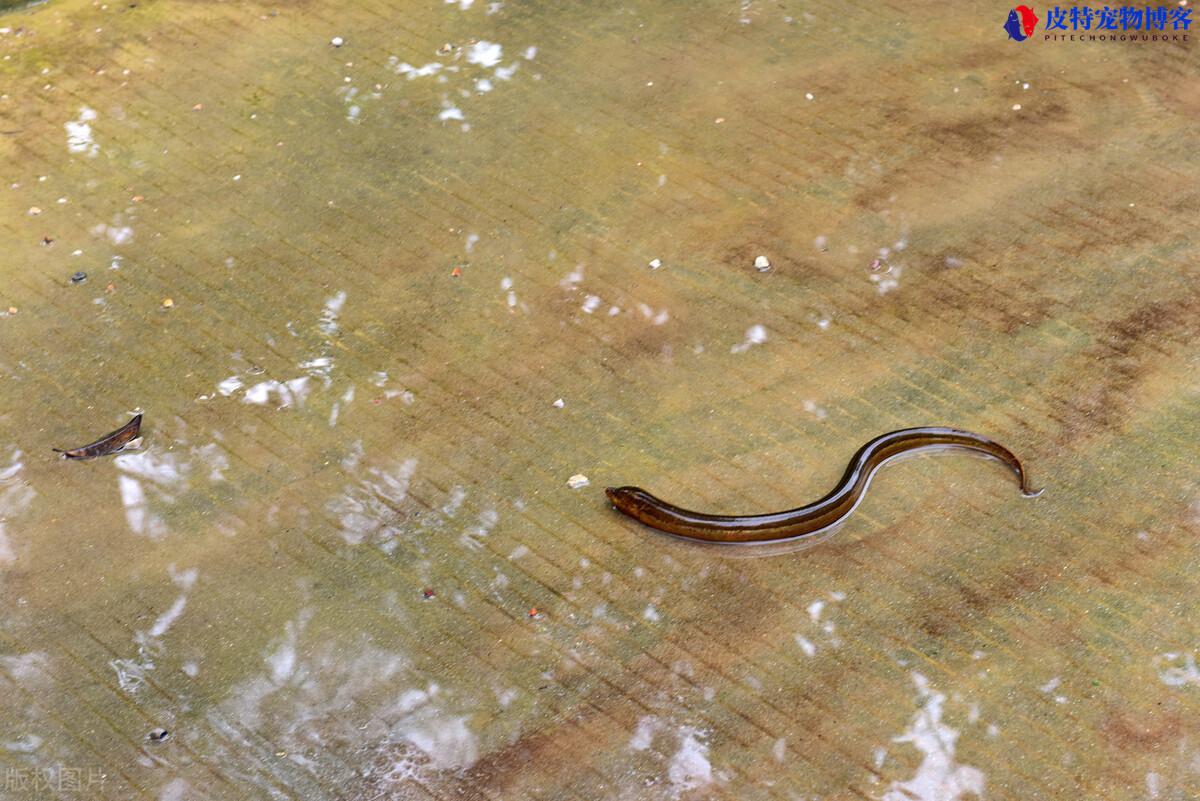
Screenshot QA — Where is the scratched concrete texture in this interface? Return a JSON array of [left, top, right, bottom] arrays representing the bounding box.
[[0, 0, 1198, 799]]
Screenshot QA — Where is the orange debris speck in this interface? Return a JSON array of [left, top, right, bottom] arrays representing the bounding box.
[[131, 195, 145, 202], [527, 607, 539, 618], [192, 103, 204, 111], [450, 266, 462, 277]]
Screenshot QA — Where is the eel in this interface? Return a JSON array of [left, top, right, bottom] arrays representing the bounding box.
[[606, 426, 1041, 545], [53, 413, 143, 460]]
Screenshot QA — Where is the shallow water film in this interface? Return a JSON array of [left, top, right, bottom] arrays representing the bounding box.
[[1, 1, 1198, 799]]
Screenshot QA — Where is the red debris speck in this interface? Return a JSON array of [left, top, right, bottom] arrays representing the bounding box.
[[422, 588, 436, 599]]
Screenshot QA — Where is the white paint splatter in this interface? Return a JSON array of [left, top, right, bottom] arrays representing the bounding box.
[[1158, 652, 1200, 686], [393, 61, 445, 79], [319, 290, 347, 336], [629, 716, 659, 751], [870, 264, 903, 294], [65, 107, 99, 157], [881, 673, 985, 801], [731, 324, 768, 354], [0, 449, 34, 567], [438, 103, 465, 122], [329, 458, 420, 547], [807, 600, 825, 621], [466, 41, 503, 68], [668, 728, 712, 793]]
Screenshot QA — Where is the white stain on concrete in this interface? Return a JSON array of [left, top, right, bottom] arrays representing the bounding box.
[[65, 107, 99, 157], [881, 673, 985, 801]]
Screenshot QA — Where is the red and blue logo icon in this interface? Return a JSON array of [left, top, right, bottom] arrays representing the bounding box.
[[1004, 5, 1041, 40]]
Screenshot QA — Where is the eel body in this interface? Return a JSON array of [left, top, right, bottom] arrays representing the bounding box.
[[53, 413, 143, 460], [606, 426, 1040, 545]]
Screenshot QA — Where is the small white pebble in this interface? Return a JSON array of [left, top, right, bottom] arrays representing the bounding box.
[[1012, 104, 1022, 111], [331, 36, 344, 47], [552, 398, 564, 408], [805, 92, 814, 101], [754, 255, 770, 271], [1022, 82, 1030, 90], [233, 174, 242, 181], [567, 474, 589, 489], [648, 258, 662, 270]]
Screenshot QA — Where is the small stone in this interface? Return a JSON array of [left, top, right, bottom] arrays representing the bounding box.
[[148, 728, 169, 743], [28, 206, 41, 216], [1012, 104, 1022, 111], [648, 258, 662, 270], [161, 298, 174, 309], [566, 474, 589, 489], [70, 271, 87, 284], [552, 398, 564, 408], [754, 255, 771, 271], [330, 36, 344, 47]]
